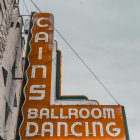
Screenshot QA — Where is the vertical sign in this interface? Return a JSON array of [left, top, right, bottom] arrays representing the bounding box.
[[16, 13, 129, 140]]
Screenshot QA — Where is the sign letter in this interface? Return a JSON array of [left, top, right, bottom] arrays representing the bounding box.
[[71, 122, 82, 137], [35, 32, 48, 43], [31, 65, 46, 79], [26, 122, 38, 137], [106, 122, 121, 137], [29, 85, 46, 100], [41, 122, 53, 136], [92, 122, 104, 136], [37, 17, 48, 27]]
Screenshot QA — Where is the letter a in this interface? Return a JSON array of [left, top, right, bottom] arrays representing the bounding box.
[[35, 32, 48, 42]]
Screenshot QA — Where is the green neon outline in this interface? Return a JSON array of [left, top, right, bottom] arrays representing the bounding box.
[[55, 50, 87, 100], [16, 12, 35, 140], [121, 106, 130, 140]]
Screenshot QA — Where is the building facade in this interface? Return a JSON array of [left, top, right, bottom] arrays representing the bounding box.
[[0, 0, 24, 139]]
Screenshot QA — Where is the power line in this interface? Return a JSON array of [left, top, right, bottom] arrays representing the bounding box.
[[22, 0, 30, 14], [25, 0, 120, 105]]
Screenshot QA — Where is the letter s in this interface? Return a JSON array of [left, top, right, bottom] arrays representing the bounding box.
[[29, 85, 46, 100]]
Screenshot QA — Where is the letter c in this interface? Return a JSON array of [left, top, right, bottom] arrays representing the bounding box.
[[37, 17, 48, 27]]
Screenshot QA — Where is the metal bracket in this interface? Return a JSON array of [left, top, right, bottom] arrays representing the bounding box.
[[13, 78, 23, 80]]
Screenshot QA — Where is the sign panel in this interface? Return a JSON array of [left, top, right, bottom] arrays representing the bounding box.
[[16, 13, 129, 140]]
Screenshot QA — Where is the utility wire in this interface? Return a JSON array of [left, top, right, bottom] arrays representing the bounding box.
[[26, 0, 120, 105], [23, 0, 30, 14]]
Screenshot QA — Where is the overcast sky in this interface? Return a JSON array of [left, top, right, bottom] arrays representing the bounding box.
[[20, 0, 140, 139]]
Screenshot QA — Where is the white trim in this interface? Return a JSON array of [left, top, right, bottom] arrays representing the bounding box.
[[50, 41, 98, 106]]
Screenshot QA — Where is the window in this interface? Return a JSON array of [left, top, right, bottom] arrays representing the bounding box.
[[0, 136, 3, 140], [16, 22, 20, 28], [10, 22, 14, 27], [14, 0, 16, 5], [11, 61, 16, 78], [2, 67, 8, 86], [13, 93, 17, 107], [5, 102, 10, 125]]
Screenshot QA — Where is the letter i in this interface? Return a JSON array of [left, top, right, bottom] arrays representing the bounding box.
[[85, 122, 89, 136], [38, 47, 42, 60]]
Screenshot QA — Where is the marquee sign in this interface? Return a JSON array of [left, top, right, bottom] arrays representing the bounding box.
[[16, 13, 129, 140]]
